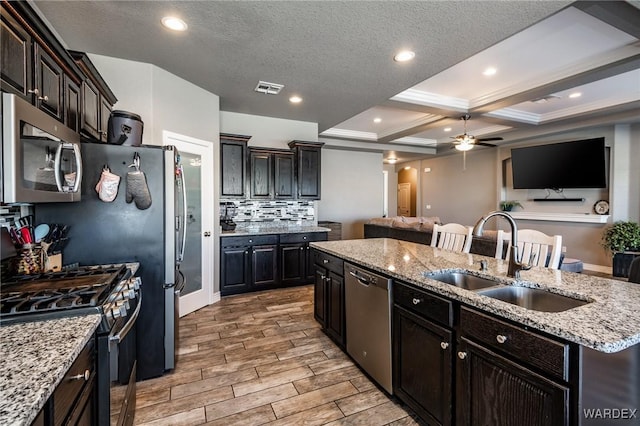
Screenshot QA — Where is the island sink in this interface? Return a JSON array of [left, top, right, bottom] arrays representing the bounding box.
[[426, 271, 502, 290], [476, 286, 590, 312]]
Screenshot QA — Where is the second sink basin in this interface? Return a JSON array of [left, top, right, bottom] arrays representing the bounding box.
[[426, 271, 501, 290], [477, 286, 590, 312]]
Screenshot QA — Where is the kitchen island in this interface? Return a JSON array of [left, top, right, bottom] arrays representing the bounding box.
[[0, 314, 101, 426], [310, 238, 640, 426]]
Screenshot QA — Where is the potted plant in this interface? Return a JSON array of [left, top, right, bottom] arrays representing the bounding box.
[[601, 220, 640, 277], [500, 200, 523, 212]]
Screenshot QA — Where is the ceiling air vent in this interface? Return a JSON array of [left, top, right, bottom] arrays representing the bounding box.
[[255, 81, 284, 95]]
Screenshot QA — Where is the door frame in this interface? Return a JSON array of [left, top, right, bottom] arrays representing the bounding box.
[[163, 130, 214, 316]]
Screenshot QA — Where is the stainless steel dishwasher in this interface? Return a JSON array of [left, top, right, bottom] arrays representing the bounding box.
[[345, 262, 393, 394]]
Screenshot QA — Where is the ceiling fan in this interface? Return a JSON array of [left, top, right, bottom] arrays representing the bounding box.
[[450, 114, 503, 151]]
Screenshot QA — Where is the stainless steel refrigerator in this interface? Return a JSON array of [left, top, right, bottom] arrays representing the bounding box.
[[35, 143, 186, 380]]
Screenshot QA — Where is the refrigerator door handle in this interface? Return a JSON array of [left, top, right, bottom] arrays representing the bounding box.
[[178, 164, 187, 263]]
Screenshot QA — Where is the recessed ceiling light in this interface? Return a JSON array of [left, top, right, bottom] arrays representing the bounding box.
[[373, 117, 382, 123], [483, 67, 497, 76], [404, 166, 411, 170], [444, 127, 452, 132], [161, 16, 188, 31], [289, 95, 303, 104], [569, 92, 582, 98], [394, 50, 415, 62], [387, 157, 397, 164]]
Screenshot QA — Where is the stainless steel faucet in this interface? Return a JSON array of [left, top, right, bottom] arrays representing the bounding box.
[[472, 211, 531, 279]]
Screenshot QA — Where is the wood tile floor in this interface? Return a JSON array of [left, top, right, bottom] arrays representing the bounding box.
[[112, 285, 421, 425]]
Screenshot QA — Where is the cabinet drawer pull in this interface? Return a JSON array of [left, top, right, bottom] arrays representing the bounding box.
[[69, 370, 90, 382], [458, 351, 467, 360], [300, 247, 304, 251], [248, 239, 253, 243], [496, 334, 507, 344], [440, 342, 449, 350], [323, 259, 329, 264], [412, 298, 422, 305], [244, 251, 248, 254], [320, 274, 326, 280]]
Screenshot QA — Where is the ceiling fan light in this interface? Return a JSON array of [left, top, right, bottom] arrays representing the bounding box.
[[455, 143, 473, 151]]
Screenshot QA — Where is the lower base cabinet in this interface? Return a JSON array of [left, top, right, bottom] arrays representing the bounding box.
[[220, 232, 328, 296], [34, 336, 97, 425], [391, 281, 571, 426], [312, 249, 345, 347]]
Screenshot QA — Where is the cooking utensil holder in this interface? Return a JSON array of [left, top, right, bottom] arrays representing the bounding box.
[[13, 244, 43, 275]]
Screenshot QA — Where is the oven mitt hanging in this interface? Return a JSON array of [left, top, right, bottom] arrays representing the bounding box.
[[126, 170, 152, 210], [95, 167, 121, 202]]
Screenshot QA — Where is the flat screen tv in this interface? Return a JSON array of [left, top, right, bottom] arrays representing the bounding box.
[[511, 137, 607, 190]]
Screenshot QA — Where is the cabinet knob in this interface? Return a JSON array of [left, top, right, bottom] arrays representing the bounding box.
[[300, 247, 304, 251], [28, 88, 39, 95], [323, 259, 329, 264], [412, 298, 422, 305], [303, 236, 307, 240], [458, 351, 467, 360], [306, 246, 310, 250], [69, 370, 90, 381], [440, 342, 449, 350], [496, 334, 507, 344], [320, 274, 326, 280], [38, 95, 49, 102], [249, 239, 253, 243], [244, 251, 248, 254]]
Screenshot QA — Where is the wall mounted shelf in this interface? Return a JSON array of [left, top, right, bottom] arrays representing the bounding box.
[[508, 212, 609, 224], [531, 198, 585, 202]]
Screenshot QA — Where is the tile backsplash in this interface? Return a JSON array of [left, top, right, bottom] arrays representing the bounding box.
[[221, 200, 316, 229]]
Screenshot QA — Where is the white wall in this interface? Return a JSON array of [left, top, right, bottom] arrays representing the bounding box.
[[89, 54, 219, 146], [318, 149, 383, 239], [220, 111, 318, 149], [384, 164, 398, 217]]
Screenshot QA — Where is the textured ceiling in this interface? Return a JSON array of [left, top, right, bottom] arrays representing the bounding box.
[[32, 1, 572, 132]]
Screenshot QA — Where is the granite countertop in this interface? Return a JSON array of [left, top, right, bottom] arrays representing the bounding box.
[[311, 238, 640, 353], [0, 314, 102, 426], [222, 225, 332, 236]]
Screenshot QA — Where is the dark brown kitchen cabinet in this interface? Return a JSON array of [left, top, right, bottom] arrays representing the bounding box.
[[248, 149, 272, 199], [33, 44, 64, 121], [220, 235, 278, 296], [32, 335, 97, 425], [251, 243, 278, 290], [220, 134, 250, 199], [64, 76, 81, 132], [1, 8, 32, 98], [248, 148, 294, 200], [1, 1, 86, 125], [456, 307, 570, 426], [312, 249, 345, 347], [273, 152, 295, 199], [70, 51, 117, 143], [288, 141, 323, 200], [280, 232, 327, 286], [393, 281, 453, 426]]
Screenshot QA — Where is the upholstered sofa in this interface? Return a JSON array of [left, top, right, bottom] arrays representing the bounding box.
[[363, 216, 504, 258]]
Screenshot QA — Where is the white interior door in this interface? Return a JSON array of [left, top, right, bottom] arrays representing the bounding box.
[[163, 131, 214, 316], [398, 183, 411, 216]]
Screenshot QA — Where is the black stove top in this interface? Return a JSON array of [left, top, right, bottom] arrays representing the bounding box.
[[0, 264, 130, 324]]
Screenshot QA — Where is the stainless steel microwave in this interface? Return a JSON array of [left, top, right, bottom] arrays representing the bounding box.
[[2, 92, 82, 203]]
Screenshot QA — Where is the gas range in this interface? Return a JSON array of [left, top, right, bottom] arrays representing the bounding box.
[[0, 264, 140, 333]]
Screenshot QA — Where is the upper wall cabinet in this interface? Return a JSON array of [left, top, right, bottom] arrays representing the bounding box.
[[69, 51, 118, 143], [289, 141, 324, 200], [220, 133, 250, 199], [248, 148, 295, 200], [1, 2, 82, 123], [0, 2, 115, 137]]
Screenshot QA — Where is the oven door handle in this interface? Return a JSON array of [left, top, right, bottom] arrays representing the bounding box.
[[109, 291, 142, 346]]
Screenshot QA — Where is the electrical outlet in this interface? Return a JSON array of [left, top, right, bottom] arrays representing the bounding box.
[[426, 204, 431, 209], [424, 167, 431, 173], [562, 246, 567, 253]]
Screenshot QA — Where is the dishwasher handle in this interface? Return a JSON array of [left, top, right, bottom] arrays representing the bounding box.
[[349, 270, 371, 286]]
